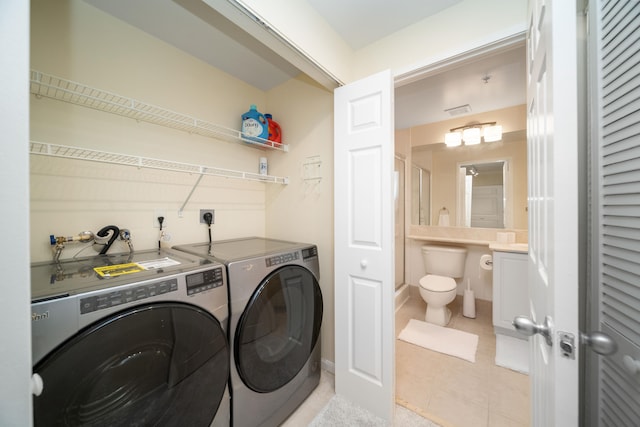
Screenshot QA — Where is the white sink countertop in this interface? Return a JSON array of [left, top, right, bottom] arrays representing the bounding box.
[[489, 242, 529, 253]]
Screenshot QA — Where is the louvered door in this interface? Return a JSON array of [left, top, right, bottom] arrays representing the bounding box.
[[587, 1, 640, 425]]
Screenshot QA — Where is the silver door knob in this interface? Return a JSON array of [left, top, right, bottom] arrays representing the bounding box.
[[581, 331, 617, 356], [513, 315, 552, 346]]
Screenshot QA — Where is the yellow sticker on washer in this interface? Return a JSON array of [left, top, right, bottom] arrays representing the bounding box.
[[94, 262, 145, 278]]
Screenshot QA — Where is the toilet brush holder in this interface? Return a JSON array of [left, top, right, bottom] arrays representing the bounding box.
[[463, 285, 476, 318]]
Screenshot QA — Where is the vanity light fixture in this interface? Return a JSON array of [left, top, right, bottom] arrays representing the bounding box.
[[444, 121, 502, 147]]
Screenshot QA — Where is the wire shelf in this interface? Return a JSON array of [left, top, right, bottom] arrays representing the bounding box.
[[30, 141, 289, 185], [30, 70, 289, 152]]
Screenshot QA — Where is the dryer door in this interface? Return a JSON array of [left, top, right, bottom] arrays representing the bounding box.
[[235, 265, 323, 393], [33, 302, 229, 427]]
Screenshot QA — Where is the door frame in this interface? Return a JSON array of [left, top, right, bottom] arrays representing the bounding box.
[[394, 34, 527, 89], [364, 32, 529, 419], [576, 3, 589, 425]]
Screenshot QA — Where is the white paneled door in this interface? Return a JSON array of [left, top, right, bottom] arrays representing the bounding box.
[[519, 1, 580, 425], [334, 70, 395, 421]]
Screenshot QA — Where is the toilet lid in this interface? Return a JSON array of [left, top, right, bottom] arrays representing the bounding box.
[[419, 275, 457, 292]]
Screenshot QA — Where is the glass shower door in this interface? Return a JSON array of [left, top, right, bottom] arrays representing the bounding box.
[[394, 157, 405, 290]]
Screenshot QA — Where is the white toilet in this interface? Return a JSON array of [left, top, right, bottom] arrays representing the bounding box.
[[418, 245, 468, 326]]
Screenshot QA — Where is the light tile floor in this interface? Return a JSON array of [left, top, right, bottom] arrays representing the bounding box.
[[283, 293, 530, 427], [281, 370, 336, 427], [396, 294, 531, 427]]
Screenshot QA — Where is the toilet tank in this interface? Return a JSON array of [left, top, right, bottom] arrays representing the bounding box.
[[421, 245, 468, 278]]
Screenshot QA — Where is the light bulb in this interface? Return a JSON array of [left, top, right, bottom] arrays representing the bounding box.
[[483, 125, 503, 142], [462, 128, 481, 145], [444, 131, 462, 147]]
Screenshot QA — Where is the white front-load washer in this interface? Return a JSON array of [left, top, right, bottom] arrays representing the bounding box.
[[30, 248, 230, 426], [173, 237, 323, 427]]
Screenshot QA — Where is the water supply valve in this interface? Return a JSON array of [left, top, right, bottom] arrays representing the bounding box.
[[50, 231, 95, 262], [50, 231, 95, 246], [120, 229, 134, 252]]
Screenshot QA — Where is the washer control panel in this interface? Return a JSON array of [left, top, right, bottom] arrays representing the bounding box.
[[79, 267, 225, 314], [80, 278, 178, 314]]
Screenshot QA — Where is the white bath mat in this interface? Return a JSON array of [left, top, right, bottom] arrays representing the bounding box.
[[398, 319, 478, 363]]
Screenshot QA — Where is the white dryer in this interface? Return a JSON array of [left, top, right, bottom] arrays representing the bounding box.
[[173, 237, 323, 427], [31, 248, 230, 426]]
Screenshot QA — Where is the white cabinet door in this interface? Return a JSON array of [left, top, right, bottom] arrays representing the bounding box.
[[493, 251, 528, 333]]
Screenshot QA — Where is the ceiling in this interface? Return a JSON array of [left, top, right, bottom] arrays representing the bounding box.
[[307, 0, 463, 50], [84, 0, 525, 129], [394, 46, 525, 129]]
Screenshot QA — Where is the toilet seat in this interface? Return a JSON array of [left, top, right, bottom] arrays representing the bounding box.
[[419, 274, 457, 292]]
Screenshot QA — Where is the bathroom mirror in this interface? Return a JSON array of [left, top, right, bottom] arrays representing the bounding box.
[[410, 131, 528, 229], [457, 160, 509, 228]]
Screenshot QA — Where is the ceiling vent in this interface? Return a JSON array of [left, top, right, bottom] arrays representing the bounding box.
[[444, 104, 472, 116]]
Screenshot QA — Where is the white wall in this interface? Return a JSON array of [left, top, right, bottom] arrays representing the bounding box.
[[0, 0, 32, 425], [239, 0, 354, 84], [239, 0, 526, 85], [354, 0, 527, 80]]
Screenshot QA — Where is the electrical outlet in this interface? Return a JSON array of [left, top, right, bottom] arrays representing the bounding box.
[[199, 209, 215, 224], [154, 209, 166, 228]]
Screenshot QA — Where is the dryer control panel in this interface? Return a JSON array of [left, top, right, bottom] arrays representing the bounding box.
[[186, 267, 224, 295], [302, 246, 318, 260], [265, 252, 300, 267]]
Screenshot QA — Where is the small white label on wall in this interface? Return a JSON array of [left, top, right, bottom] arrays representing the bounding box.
[[302, 155, 322, 182], [259, 157, 268, 175]]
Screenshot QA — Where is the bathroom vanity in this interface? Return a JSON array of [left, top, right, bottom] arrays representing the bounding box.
[[491, 244, 530, 373]]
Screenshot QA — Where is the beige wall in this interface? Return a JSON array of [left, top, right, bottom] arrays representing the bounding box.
[[409, 105, 528, 229], [427, 137, 528, 228], [29, 0, 530, 370], [30, 0, 269, 262], [401, 105, 528, 303], [30, 0, 336, 365], [395, 128, 411, 158], [410, 104, 528, 144], [265, 75, 335, 364]]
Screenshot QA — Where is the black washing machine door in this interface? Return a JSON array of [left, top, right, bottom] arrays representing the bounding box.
[[235, 265, 323, 393], [33, 302, 229, 427]]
